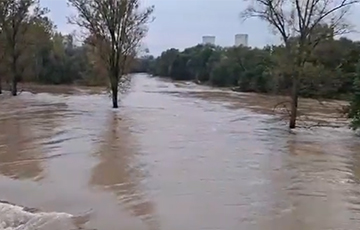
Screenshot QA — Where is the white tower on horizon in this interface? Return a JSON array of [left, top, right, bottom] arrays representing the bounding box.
[[235, 34, 249, 47], [202, 36, 216, 45]]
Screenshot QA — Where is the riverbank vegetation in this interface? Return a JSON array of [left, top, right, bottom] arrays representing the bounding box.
[[143, 39, 360, 100]]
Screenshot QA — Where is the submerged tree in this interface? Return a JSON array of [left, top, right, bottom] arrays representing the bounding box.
[[0, 0, 47, 96], [68, 0, 154, 108], [241, 0, 359, 128]]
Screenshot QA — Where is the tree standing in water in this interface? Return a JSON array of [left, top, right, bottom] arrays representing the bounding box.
[[68, 0, 154, 108], [241, 0, 359, 128]]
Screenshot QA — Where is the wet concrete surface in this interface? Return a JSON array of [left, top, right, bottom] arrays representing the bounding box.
[[0, 74, 360, 230]]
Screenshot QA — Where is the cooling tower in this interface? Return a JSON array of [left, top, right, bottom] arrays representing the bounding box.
[[202, 36, 216, 45], [235, 34, 248, 47]]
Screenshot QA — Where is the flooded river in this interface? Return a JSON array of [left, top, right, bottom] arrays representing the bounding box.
[[1, 74, 360, 230]]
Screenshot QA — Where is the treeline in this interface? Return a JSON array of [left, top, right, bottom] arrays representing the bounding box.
[[138, 37, 360, 100], [0, 22, 127, 88]]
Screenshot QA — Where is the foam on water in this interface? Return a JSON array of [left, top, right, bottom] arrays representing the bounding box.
[[0, 202, 90, 230]]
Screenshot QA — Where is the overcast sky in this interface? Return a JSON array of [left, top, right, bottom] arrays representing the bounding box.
[[40, 0, 360, 56]]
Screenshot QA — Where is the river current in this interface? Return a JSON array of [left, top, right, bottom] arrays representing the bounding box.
[[0, 74, 359, 230]]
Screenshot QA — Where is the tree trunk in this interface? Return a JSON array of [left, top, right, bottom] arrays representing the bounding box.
[[11, 77, 17, 96], [0, 78, 2, 95], [112, 88, 118, 108], [289, 77, 299, 129], [11, 54, 18, 96], [111, 78, 119, 108]]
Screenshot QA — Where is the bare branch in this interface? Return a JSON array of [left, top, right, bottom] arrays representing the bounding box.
[[67, 0, 154, 108]]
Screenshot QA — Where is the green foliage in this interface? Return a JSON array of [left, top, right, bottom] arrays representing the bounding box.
[[146, 39, 360, 99]]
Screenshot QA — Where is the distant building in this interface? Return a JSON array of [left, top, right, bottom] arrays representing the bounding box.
[[202, 36, 216, 45], [235, 34, 248, 47]]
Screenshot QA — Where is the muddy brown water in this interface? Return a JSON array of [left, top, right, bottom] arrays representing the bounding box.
[[1, 74, 360, 230]]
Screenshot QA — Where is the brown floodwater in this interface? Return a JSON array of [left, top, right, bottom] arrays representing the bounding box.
[[1, 74, 360, 230]]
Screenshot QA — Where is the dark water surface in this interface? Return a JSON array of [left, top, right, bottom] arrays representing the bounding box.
[[0, 74, 360, 230]]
